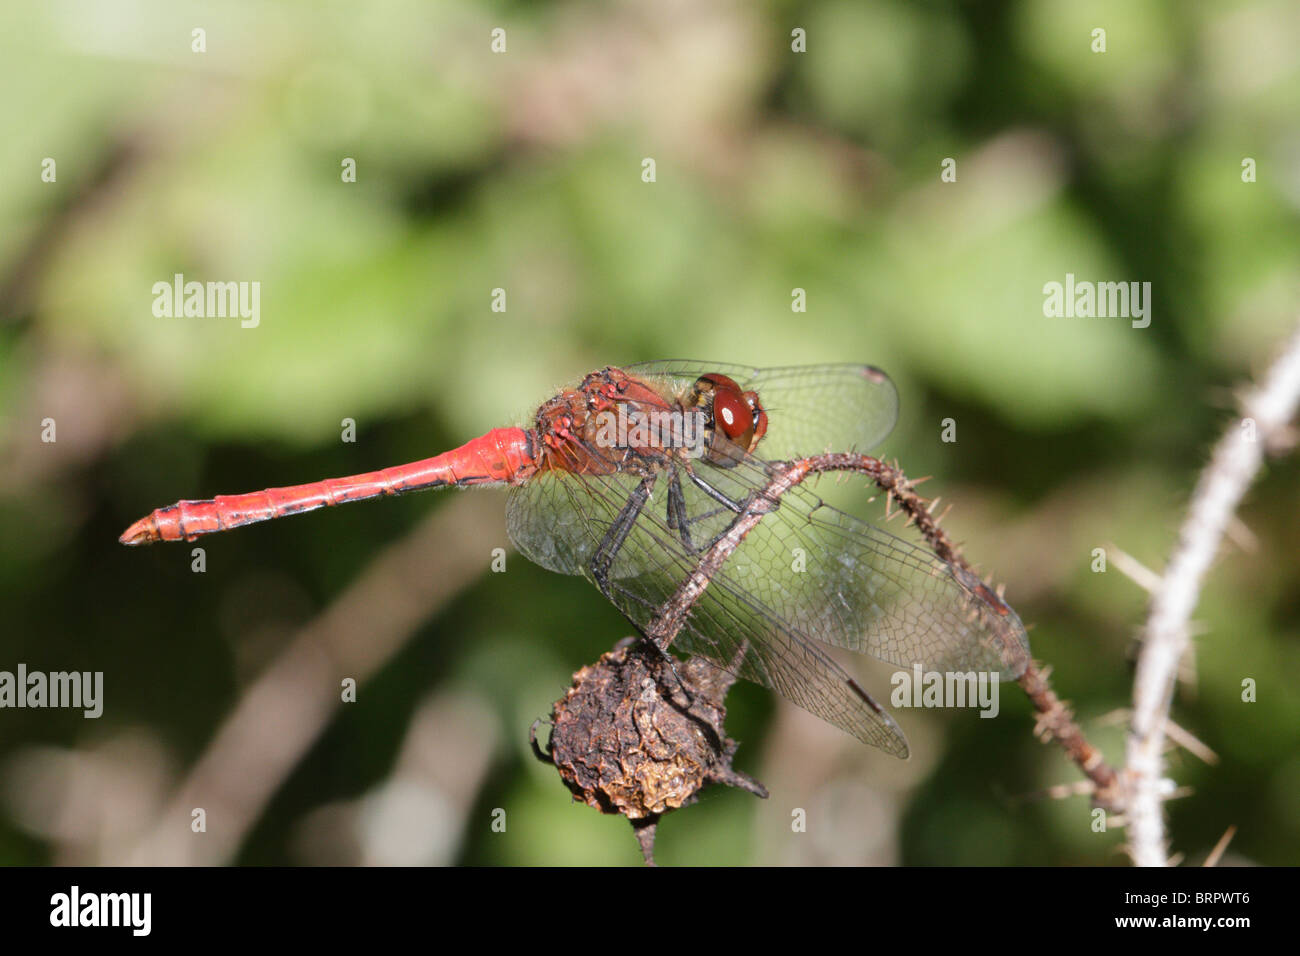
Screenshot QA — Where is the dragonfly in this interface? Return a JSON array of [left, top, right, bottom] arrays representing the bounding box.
[[120, 361, 1031, 756]]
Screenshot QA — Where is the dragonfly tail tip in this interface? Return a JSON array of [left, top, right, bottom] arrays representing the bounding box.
[[119, 516, 160, 546]]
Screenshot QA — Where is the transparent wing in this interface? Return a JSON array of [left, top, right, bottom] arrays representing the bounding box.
[[507, 466, 912, 755], [673, 454, 1032, 681], [508, 456, 1029, 678], [625, 361, 899, 460], [505, 361, 1028, 754]]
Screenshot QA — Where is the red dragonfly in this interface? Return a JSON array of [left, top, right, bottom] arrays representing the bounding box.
[[120, 362, 1030, 756]]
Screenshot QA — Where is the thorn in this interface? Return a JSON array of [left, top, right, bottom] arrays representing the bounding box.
[[1094, 708, 1131, 728], [926, 496, 942, 514], [1177, 641, 1199, 690], [1224, 517, 1258, 554], [1008, 780, 1096, 804], [1266, 423, 1298, 455], [1164, 717, 1218, 765], [1107, 545, 1163, 595], [1203, 825, 1237, 867]]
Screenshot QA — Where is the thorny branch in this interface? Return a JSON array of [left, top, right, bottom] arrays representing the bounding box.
[[793, 454, 1122, 805], [782, 454, 1120, 805], [1127, 320, 1300, 867], [643, 451, 1121, 805]]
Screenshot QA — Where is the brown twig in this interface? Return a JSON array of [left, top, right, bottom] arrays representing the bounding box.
[[814, 454, 1120, 803], [647, 451, 1121, 805], [1016, 662, 1120, 805]]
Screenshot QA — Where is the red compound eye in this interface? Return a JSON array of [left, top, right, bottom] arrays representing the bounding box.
[[696, 373, 758, 442], [712, 386, 752, 439]]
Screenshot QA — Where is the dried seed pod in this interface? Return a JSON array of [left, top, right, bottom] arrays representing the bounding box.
[[533, 637, 766, 864]]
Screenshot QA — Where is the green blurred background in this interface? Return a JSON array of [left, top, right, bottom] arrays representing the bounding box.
[[2, 0, 1298, 866]]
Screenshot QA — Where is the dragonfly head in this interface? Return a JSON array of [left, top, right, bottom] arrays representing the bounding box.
[[692, 373, 769, 461]]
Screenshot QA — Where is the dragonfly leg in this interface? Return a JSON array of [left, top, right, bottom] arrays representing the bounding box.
[[604, 583, 700, 706], [662, 467, 751, 555], [586, 487, 698, 698], [666, 468, 696, 552], [589, 473, 657, 599], [684, 473, 778, 556], [684, 469, 746, 514]]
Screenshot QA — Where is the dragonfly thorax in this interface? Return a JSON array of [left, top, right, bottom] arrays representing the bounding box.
[[533, 367, 768, 476]]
